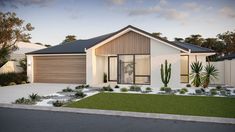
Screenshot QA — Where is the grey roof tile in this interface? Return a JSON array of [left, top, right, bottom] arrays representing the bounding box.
[[173, 41, 214, 53], [27, 25, 213, 55]]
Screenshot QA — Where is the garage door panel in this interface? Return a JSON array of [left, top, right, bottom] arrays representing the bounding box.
[[34, 55, 86, 84]]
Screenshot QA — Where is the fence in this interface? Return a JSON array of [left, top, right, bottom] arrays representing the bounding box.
[[211, 59, 235, 87]]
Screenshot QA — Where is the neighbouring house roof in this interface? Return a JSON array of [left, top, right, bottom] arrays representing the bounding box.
[[26, 25, 213, 55], [218, 53, 235, 60], [172, 41, 214, 53]]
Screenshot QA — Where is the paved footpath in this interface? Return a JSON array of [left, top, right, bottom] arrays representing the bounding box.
[[0, 107, 235, 132]]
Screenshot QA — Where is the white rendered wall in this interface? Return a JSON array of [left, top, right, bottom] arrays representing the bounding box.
[[26, 55, 33, 83], [211, 59, 235, 87], [151, 39, 181, 88], [86, 47, 108, 86], [86, 48, 95, 85]]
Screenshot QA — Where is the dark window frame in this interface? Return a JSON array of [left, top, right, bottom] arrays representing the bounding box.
[[117, 54, 151, 85]]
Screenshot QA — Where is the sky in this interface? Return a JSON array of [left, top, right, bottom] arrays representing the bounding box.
[[1, 0, 235, 46]]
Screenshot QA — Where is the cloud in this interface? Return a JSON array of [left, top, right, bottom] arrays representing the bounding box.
[[0, 0, 54, 8], [127, 5, 188, 24], [128, 6, 161, 16], [159, 0, 167, 5], [106, 0, 126, 5], [161, 9, 188, 21], [182, 2, 201, 12], [219, 7, 235, 18]]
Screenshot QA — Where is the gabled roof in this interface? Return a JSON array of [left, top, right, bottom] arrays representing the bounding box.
[[173, 41, 214, 53], [26, 25, 213, 55], [26, 32, 116, 54]]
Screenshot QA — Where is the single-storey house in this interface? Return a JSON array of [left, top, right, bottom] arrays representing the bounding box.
[[26, 25, 215, 88]]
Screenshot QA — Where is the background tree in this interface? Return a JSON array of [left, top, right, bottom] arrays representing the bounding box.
[[174, 37, 184, 42], [44, 44, 51, 47], [63, 35, 77, 43], [152, 32, 168, 40], [217, 31, 235, 55], [185, 34, 204, 46], [0, 12, 34, 67]]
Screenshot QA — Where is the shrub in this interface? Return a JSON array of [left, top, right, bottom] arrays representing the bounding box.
[[190, 61, 203, 87], [179, 90, 186, 94], [181, 88, 188, 92], [210, 89, 217, 96], [9, 82, 16, 85], [146, 87, 152, 91], [186, 84, 191, 87], [85, 84, 89, 88], [160, 87, 165, 91], [103, 85, 113, 91], [160, 87, 171, 93], [14, 97, 32, 104], [21, 81, 26, 84], [29, 93, 41, 102], [0, 72, 28, 86], [114, 85, 120, 88], [200, 88, 205, 93], [129, 85, 141, 92], [17, 58, 27, 74], [52, 100, 64, 107], [216, 85, 222, 90], [120, 88, 128, 92], [220, 90, 228, 96], [164, 87, 172, 93], [75, 91, 87, 98], [62, 87, 74, 92], [179, 88, 188, 94], [195, 89, 202, 94], [75, 85, 84, 89]]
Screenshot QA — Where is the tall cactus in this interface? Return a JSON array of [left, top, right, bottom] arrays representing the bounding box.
[[161, 60, 171, 87]]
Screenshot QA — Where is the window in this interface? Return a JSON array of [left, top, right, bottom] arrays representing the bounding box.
[[180, 55, 189, 83], [118, 55, 134, 84], [135, 55, 150, 84], [118, 55, 150, 85]]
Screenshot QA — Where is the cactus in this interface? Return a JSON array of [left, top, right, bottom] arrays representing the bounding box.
[[161, 60, 171, 87]]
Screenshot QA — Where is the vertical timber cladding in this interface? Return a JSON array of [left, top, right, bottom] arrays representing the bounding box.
[[95, 31, 150, 55], [33, 55, 86, 84]]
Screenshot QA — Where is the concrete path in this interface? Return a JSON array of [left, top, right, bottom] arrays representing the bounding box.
[[0, 83, 77, 103], [1, 107, 234, 132]]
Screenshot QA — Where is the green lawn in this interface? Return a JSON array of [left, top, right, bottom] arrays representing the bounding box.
[[67, 93, 235, 118]]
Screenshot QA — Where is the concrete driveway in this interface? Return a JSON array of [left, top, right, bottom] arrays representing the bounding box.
[[0, 83, 77, 104]]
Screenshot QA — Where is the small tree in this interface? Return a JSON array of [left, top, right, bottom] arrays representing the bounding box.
[[62, 35, 77, 43], [17, 58, 27, 74], [190, 61, 203, 87], [201, 64, 218, 88], [0, 12, 34, 66], [160, 60, 171, 87]]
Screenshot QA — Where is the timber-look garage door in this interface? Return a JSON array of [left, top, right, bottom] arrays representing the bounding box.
[[33, 55, 86, 84]]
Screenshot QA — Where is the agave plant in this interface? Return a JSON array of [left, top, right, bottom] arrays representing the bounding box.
[[29, 93, 40, 102], [201, 64, 218, 88], [190, 61, 203, 87]]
